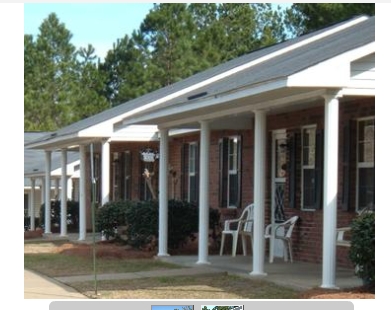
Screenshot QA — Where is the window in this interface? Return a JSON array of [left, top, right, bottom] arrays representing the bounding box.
[[123, 151, 132, 201], [219, 136, 242, 208], [188, 143, 198, 203], [301, 126, 317, 210], [181, 142, 199, 204], [357, 118, 375, 211]]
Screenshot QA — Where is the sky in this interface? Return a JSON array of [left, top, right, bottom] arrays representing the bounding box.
[[23, 2, 293, 61], [24, 2, 155, 60]]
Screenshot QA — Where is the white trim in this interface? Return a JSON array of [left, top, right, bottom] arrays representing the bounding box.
[[270, 129, 287, 263], [157, 88, 326, 130], [288, 42, 375, 88], [355, 116, 375, 212]]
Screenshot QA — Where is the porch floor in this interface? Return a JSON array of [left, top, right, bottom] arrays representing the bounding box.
[[157, 254, 362, 291]]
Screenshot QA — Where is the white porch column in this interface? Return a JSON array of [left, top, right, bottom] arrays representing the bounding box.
[[321, 93, 340, 288], [101, 139, 110, 206], [158, 128, 169, 257], [197, 120, 210, 265], [44, 151, 52, 234], [79, 145, 87, 241], [30, 178, 36, 231], [251, 110, 267, 276], [60, 149, 68, 237], [67, 178, 73, 200]]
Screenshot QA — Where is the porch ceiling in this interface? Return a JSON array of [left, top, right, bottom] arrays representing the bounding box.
[[121, 86, 329, 129]]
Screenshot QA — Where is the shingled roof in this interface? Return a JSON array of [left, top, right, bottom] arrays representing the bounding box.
[[26, 15, 374, 148]]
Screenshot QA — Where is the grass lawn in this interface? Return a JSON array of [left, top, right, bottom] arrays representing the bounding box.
[[24, 241, 299, 299], [69, 274, 299, 299], [24, 241, 183, 277], [25, 253, 182, 277]]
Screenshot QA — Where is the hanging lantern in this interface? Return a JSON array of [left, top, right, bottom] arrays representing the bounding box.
[[140, 147, 159, 162]]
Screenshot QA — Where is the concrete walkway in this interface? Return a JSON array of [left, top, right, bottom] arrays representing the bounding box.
[[24, 269, 87, 299]]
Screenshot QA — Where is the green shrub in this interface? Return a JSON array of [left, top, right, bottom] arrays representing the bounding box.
[[123, 199, 221, 251], [125, 200, 159, 248], [96, 200, 132, 239], [349, 212, 375, 287], [167, 200, 198, 249], [39, 200, 80, 231]]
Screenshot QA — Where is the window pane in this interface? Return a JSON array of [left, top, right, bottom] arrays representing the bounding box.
[[189, 144, 196, 174], [303, 169, 316, 209], [228, 174, 238, 207], [228, 138, 238, 171], [358, 120, 375, 163], [358, 167, 375, 210], [189, 175, 197, 203], [303, 128, 316, 166], [275, 138, 287, 178]]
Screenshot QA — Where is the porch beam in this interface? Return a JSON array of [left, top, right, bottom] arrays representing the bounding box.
[[197, 120, 211, 265], [29, 178, 36, 231], [101, 139, 110, 206], [158, 128, 170, 257], [321, 92, 340, 288], [251, 110, 267, 276], [79, 145, 87, 241], [60, 149, 68, 237], [44, 150, 52, 234]]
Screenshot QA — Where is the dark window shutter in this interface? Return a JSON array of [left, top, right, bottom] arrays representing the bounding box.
[[219, 138, 229, 208], [314, 129, 324, 209], [181, 143, 189, 201], [194, 142, 199, 205], [288, 132, 300, 208], [341, 122, 351, 211]]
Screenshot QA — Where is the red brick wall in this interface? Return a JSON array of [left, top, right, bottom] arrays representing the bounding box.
[[166, 97, 374, 266], [84, 97, 374, 265]]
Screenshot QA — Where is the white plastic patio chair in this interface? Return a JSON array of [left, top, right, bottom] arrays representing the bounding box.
[[219, 204, 254, 257], [264, 215, 299, 263]]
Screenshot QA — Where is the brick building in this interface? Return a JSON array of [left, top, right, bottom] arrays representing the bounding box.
[[26, 15, 375, 288]]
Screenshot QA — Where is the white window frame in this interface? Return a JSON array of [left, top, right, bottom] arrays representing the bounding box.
[[356, 116, 375, 212], [301, 125, 317, 210], [227, 136, 239, 208]]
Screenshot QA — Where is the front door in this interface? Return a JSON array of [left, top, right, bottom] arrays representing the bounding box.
[[270, 130, 287, 261]]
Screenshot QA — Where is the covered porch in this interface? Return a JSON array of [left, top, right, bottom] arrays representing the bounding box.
[[158, 254, 362, 291]]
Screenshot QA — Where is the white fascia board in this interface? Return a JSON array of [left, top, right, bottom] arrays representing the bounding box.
[[287, 42, 375, 88], [159, 88, 326, 129], [340, 88, 375, 97], [110, 124, 159, 142], [79, 121, 113, 137]]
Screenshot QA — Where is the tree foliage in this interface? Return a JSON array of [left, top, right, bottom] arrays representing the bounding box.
[[24, 13, 109, 131], [99, 3, 288, 107], [25, 4, 375, 127], [285, 3, 375, 36]]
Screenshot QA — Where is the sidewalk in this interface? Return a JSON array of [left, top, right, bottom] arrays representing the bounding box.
[[24, 269, 87, 299]]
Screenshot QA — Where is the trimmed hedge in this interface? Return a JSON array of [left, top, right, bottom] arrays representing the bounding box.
[[39, 200, 79, 231], [96, 199, 221, 251]]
